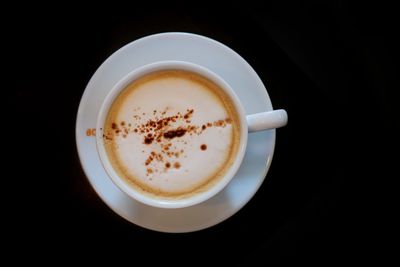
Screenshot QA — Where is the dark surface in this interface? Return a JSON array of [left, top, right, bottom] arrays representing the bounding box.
[[9, 2, 394, 264]]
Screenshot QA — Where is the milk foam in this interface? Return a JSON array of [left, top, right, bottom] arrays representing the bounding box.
[[104, 70, 239, 198]]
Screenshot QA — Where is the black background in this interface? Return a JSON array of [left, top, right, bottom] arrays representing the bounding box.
[[8, 2, 395, 264]]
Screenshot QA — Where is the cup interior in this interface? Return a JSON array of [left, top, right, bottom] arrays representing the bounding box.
[[96, 61, 248, 208]]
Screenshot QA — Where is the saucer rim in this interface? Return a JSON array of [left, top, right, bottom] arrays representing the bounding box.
[[75, 32, 276, 233]]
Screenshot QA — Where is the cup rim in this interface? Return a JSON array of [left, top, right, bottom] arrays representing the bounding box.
[[96, 60, 248, 209]]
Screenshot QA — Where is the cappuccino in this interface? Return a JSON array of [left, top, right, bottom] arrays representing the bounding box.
[[102, 70, 241, 200]]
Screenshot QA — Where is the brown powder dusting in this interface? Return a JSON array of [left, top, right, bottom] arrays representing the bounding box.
[[163, 128, 186, 139], [144, 137, 154, 144], [103, 134, 112, 141], [214, 120, 225, 127], [155, 153, 163, 161], [174, 162, 181, 169], [145, 157, 152, 166], [106, 106, 234, 174]]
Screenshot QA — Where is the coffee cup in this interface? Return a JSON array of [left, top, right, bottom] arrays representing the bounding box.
[[96, 61, 287, 209]]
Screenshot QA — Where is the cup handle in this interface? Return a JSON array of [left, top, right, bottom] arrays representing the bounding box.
[[246, 109, 288, 132]]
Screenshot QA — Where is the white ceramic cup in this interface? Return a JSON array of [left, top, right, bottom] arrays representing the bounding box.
[[96, 61, 287, 209]]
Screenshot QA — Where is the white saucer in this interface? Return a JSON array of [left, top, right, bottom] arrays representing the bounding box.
[[76, 32, 276, 233]]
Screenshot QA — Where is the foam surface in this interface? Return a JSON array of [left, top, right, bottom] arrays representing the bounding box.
[[103, 70, 239, 198]]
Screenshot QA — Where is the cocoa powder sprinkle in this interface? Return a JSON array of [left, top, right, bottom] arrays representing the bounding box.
[[174, 162, 181, 169], [106, 107, 233, 174], [144, 137, 154, 144], [163, 128, 186, 139]]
